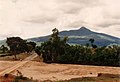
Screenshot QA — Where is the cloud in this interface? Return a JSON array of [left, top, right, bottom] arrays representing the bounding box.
[[57, 0, 101, 14], [60, 6, 82, 14], [11, 0, 18, 3], [0, 0, 120, 39], [24, 15, 57, 24], [96, 19, 120, 27], [57, 0, 99, 5], [99, 25, 120, 38], [66, 21, 87, 28]]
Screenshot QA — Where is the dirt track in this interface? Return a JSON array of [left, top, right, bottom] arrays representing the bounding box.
[[0, 53, 38, 76]]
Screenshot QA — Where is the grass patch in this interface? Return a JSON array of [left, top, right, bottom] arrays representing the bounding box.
[[0, 53, 30, 61]]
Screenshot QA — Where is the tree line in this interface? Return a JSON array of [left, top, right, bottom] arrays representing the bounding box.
[[35, 28, 120, 66], [1, 28, 120, 66], [0, 37, 36, 58]]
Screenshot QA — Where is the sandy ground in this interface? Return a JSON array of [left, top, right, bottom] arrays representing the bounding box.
[[0, 54, 38, 76], [0, 61, 20, 72], [1, 61, 117, 81]]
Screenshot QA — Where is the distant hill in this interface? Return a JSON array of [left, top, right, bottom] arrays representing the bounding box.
[[0, 40, 7, 47], [28, 27, 120, 46]]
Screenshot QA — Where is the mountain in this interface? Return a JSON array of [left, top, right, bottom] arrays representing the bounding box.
[[28, 27, 120, 46], [0, 40, 7, 46]]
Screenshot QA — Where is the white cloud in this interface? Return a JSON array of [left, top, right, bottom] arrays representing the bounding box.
[[0, 0, 120, 40]]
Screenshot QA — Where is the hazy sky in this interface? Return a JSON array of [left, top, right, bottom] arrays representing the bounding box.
[[0, 0, 120, 40]]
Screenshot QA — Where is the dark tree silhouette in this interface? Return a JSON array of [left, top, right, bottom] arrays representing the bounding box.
[[89, 39, 94, 44], [89, 38, 97, 48], [35, 28, 68, 63], [6, 37, 27, 59], [26, 41, 36, 53]]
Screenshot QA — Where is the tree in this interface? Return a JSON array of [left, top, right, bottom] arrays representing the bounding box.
[[35, 28, 69, 63], [26, 41, 36, 53], [6, 37, 27, 59]]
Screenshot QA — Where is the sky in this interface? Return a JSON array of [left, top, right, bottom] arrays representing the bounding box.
[[0, 0, 120, 40]]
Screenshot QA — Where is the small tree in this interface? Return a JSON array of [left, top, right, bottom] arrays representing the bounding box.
[[6, 37, 27, 59]]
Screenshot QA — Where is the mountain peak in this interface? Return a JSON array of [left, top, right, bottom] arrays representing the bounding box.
[[78, 27, 92, 34], [79, 26, 91, 31]]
